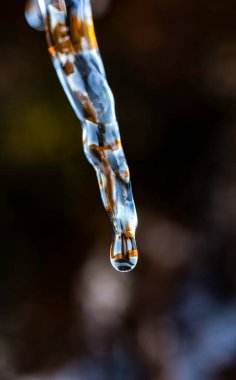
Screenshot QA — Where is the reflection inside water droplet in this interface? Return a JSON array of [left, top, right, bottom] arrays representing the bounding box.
[[110, 234, 138, 272]]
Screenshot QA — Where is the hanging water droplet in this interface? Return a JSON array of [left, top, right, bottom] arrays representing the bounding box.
[[110, 234, 138, 272]]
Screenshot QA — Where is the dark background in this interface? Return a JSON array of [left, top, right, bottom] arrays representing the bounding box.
[[1, 0, 236, 379]]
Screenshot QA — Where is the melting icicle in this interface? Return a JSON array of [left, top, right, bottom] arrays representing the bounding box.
[[25, 0, 138, 272]]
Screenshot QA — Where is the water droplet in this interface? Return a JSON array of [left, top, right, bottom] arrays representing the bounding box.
[[110, 234, 138, 272]]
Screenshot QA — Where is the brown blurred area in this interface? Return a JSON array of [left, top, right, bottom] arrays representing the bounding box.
[[1, 0, 236, 379]]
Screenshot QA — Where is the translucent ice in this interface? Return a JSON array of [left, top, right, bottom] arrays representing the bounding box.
[[25, 0, 138, 272]]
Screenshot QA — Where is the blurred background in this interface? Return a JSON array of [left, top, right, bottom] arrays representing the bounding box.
[[1, 0, 236, 379]]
